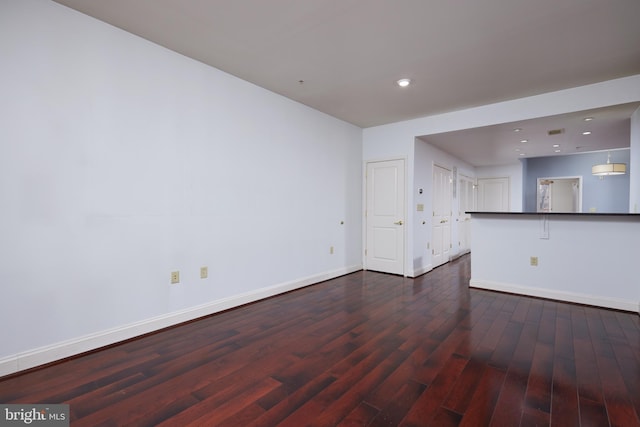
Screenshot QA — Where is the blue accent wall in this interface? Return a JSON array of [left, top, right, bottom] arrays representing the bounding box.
[[523, 150, 630, 212]]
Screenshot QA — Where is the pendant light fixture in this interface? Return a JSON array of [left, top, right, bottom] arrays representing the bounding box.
[[592, 152, 626, 177]]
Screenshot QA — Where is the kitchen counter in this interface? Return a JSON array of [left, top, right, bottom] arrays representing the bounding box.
[[468, 212, 640, 313]]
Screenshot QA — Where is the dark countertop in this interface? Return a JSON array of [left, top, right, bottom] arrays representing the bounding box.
[[467, 211, 640, 217]]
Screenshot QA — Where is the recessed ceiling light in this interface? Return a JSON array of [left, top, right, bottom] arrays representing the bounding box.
[[513, 128, 522, 132], [555, 149, 561, 153], [584, 117, 594, 121], [519, 153, 526, 156], [582, 131, 592, 135], [552, 144, 560, 148], [515, 148, 521, 152], [520, 139, 528, 143], [396, 78, 411, 87]]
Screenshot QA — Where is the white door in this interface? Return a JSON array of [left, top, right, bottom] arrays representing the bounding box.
[[432, 164, 452, 268], [477, 177, 510, 211], [458, 175, 476, 253], [365, 159, 405, 275]]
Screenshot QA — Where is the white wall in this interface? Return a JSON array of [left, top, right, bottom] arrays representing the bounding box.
[[413, 139, 475, 275], [630, 106, 640, 213], [470, 214, 640, 313], [631, 107, 640, 310], [359, 129, 414, 276], [364, 74, 640, 280], [0, 0, 362, 374]]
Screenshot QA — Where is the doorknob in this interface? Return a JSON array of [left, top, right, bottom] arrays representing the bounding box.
[[394, 220, 404, 225], [440, 219, 447, 223]]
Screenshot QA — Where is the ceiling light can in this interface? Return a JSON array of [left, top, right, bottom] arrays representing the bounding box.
[[397, 78, 411, 87]]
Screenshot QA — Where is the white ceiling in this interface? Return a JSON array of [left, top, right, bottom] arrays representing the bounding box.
[[52, 0, 640, 166], [421, 102, 640, 166]]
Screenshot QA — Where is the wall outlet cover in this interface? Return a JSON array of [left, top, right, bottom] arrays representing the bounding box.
[[171, 271, 180, 284]]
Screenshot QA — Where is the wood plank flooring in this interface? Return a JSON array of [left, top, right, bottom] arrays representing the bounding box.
[[1, 254, 639, 426]]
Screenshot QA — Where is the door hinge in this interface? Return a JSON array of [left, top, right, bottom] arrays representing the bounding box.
[[365, 249, 367, 256], [450, 243, 452, 248], [432, 249, 434, 255]]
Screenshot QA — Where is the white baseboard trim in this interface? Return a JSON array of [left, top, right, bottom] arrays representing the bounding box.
[[0, 264, 362, 378], [470, 279, 639, 313], [412, 264, 433, 277]]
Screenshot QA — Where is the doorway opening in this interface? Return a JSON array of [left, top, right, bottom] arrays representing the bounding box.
[[536, 176, 582, 213]]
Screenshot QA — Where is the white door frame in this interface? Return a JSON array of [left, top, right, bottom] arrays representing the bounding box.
[[458, 174, 476, 253], [536, 175, 583, 213], [432, 163, 452, 268], [364, 158, 407, 276]]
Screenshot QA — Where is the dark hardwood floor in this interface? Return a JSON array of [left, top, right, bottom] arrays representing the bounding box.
[[1, 254, 639, 426]]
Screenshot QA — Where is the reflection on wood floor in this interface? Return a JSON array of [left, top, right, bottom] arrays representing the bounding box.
[[1, 254, 639, 426]]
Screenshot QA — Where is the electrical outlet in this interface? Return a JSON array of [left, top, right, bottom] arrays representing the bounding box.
[[530, 256, 538, 267], [200, 266, 208, 279], [171, 271, 180, 284]]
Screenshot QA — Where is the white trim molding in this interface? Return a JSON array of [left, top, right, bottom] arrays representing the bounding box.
[[0, 265, 362, 378], [470, 279, 639, 313], [412, 264, 433, 278]]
